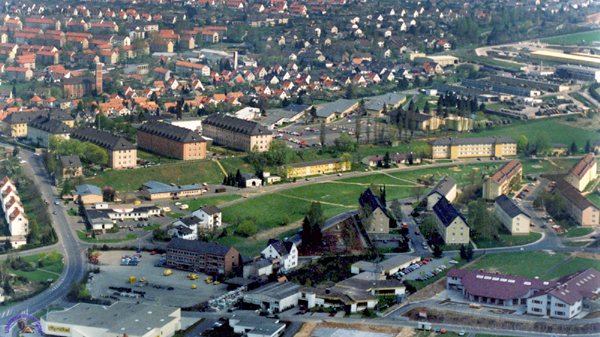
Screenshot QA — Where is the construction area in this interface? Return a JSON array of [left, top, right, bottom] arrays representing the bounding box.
[[294, 322, 410, 337], [87, 250, 229, 307]]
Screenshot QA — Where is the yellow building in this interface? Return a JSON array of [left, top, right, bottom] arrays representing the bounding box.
[[313, 99, 358, 123], [483, 159, 522, 200], [1, 111, 75, 138], [358, 188, 390, 234], [280, 158, 351, 178], [494, 195, 530, 235], [203, 114, 272, 152], [432, 197, 470, 245], [429, 136, 516, 160], [530, 50, 600, 68], [565, 153, 597, 192], [554, 180, 600, 227]]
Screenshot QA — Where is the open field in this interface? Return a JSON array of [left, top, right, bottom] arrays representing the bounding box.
[[560, 227, 594, 238], [11, 251, 64, 283], [77, 230, 138, 243], [465, 251, 600, 280], [174, 194, 242, 212], [541, 30, 600, 46], [570, 92, 598, 109], [474, 232, 542, 249]]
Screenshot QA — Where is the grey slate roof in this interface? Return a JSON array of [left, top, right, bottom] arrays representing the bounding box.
[[28, 116, 73, 134], [315, 98, 357, 118], [137, 121, 205, 143], [200, 205, 221, 215], [494, 194, 529, 219], [282, 104, 312, 113], [554, 179, 599, 211], [3, 110, 73, 124], [266, 239, 294, 256], [428, 176, 457, 197], [71, 126, 136, 151], [204, 114, 271, 136], [358, 188, 389, 218], [430, 136, 515, 146], [74, 184, 103, 197], [167, 237, 234, 257], [60, 155, 82, 169], [142, 181, 203, 194], [432, 196, 468, 228], [365, 93, 406, 111]]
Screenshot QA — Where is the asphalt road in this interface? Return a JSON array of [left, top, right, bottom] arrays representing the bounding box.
[[0, 148, 86, 328]]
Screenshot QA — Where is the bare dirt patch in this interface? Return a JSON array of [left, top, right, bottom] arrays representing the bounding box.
[[293, 322, 407, 337]]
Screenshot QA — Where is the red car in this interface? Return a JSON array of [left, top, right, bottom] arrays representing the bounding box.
[[45, 200, 50, 205], [151, 251, 157, 255], [95, 232, 102, 236], [523, 188, 530, 192]]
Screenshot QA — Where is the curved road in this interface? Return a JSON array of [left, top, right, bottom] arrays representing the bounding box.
[[0, 148, 85, 327]]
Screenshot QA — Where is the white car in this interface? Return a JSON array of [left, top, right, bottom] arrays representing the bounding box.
[[19, 160, 26, 164]]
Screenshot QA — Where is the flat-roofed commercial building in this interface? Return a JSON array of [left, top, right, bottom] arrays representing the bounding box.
[[166, 238, 240, 274], [203, 114, 272, 152], [429, 136, 516, 159], [137, 121, 206, 160], [41, 302, 181, 337], [530, 50, 600, 68], [556, 65, 600, 82], [483, 159, 523, 200]]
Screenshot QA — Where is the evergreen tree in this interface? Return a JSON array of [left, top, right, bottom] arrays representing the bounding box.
[[571, 141, 578, 155], [11, 85, 16, 98], [300, 217, 311, 252], [236, 169, 242, 187], [383, 152, 391, 168], [466, 247, 474, 261], [585, 140, 591, 153]]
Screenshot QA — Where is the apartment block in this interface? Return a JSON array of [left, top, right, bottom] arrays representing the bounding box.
[[565, 153, 597, 192], [202, 114, 272, 152], [166, 238, 240, 275], [483, 159, 523, 200], [70, 127, 136, 169], [429, 136, 517, 160], [137, 121, 206, 160]]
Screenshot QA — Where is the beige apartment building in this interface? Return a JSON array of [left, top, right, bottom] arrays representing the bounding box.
[[483, 159, 522, 200], [432, 197, 470, 245], [279, 158, 351, 178], [554, 180, 600, 227], [494, 194, 530, 235], [202, 114, 272, 152], [565, 153, 597, 192], [1, 111, 75, 138], [70, 127, 136, 169], [430, 136, 517, 160], [358, 188, 390, 234]]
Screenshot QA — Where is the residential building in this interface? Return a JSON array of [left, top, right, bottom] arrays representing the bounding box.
[[0, 177, 28, 246], [137, 121, 206, 160], [241, 173, 262, 188], [59, 155, 83, 179], [279, 158, 351, 178], [85, 205, 161, 230], [27, 115, 73, 148], [313, 99, 358, 123], [73, 184, 104, 204], [364, 93, 406, 116], [527, 268, 600, 319], [565, 153, 597, 192], [494, 194, 531, 235], [358, 188, 390, 234], [70, 127, 136, 169], [41, 302, 181, 337], [1, 110, 74, 138], [429, 136, 517, 160], [432, 197, 470, 245], [202, 114, 272, 152], [175, 60, 210, 76], [5, 67, 32, 80], [553, 180, 600, 227], [191, 205, 222, 229], [426, 176, 457, 211], [261, 239, 298, 271], [351, 254, 420, 276], [166, 238, 240, 274], [483, 160, 523, 200], [59, 76, 96, 98], [141, 181, 205, 200], [169, 217, 201, 240], [361, 153, 421, 167]]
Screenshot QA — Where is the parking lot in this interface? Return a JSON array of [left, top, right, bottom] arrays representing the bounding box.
[[394, 258, 457, 281], [89, 250, 229, 307]]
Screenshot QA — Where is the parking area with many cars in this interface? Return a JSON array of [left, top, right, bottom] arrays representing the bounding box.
[[393, 258, 459, 281], [88, 250, 229, 307]]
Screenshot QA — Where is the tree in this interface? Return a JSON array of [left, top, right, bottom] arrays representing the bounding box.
[[468, 200, 499, 241], [300, 217, 312, 252], [432, 245, 443, 258], [304, 202, 324, 250], [585, 140, 592, 154], [267, 139, 293, 165], [570, 141, 578, 155], [83, 142, 108, 166], [517, 135, 528, 155], [532, 134, 552, 155], [11, 85, 16, 98], [27, 219, 40, 243], [60, 181, 74, 197], [411, 185, 427, 203], [383, 152, 391, 168], [459, 245, 467, 260], [319, 122, 326, 146], [333, 133, 357, 152], [355, 115, 361, 143], [12, 146, 19, 157]]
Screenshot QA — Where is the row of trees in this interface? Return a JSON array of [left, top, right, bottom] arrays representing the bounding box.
[[300, 202, 324, 253]]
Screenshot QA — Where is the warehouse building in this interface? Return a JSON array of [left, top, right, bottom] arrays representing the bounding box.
[[555, 65, 600, 82], [41, 302, 181, 337], [530, 50, 600, 68]]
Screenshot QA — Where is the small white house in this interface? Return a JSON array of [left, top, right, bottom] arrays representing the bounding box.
[[242, 173, 262, 188], [192, 205, 222, 229], [261, 239, 298, 271]]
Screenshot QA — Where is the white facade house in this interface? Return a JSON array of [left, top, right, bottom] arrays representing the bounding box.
[[0, 177, 28, 247], [261, 239, 298, 271], [191, 205, 222, 229]]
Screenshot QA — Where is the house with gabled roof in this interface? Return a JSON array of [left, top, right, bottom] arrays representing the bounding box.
[[262, 239, 298, 271], [565, 153, 597, 192], [432, 196, 469, 245], [483, 160, 523, 200], [358, 187, 390, 234], [553, 179, 600, 227], [495, 194, 531, 235], [70, 127, 136, 169], [427, 176, 457, 210], [192, 205, 222, 230]]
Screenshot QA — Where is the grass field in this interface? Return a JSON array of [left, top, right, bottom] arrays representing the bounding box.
[[477, 57, 524, 70], [466, 251, 600, 280], [86, 160, 226, 191], [560, 227, 594, 238], [173, 194, 241, 211], [541, 30, 600, 46], [11, 251, 64, 283], [136, 149, 178, 164], [474, 232, 542, 249], [217, 228, 299, 257], [562, 241, 590, 247], [167, 212, 185, 219], [587, 192, 600, 208], [66, 208, 79, 216], [77, 231, 137, 243]]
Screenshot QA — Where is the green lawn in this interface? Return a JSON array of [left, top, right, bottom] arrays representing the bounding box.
[[477, 57, 524, 70], [544, 257, 600, 280], [167, 212, 185, 219], [66, 208, 79, 216], [562, 241, 590, 247], [86, 160, 226, 191], [560, 227, 594, 238], [77, 231, 137, 243], [144, 223, 161, 231], [474, 232, 542, 249], [173, 194, 242, 212], [465, 251, 570, 279], [217, 228, 299, 257], [541, 30, 600, 46], [137, 149, 178, 164], [587, 192, 600, 208], [11, 251, 64, 283]]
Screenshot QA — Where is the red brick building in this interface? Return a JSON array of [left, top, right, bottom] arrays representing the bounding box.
[[166, 238, 240, 275], [137, 121, 206, 160]]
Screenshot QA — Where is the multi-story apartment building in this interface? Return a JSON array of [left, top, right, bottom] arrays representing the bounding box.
[[494, 194, 530, 235], [1, 111, 74, 138], [137, 121, 206, 160], [70, 127, 136, 169], [5, 67, 33, 80], [279, 158, 351, 178], [202, 114, 272, 152], [432, 197, 470, 245], [426, 176, 457, 210], [483, 159, 522, 200], [553, 180, 600, 227], [166, 238, 240, 275], [358, 188, 390, 234], [27, 115, 73, 148], [175, 60, 210, 76], [565, 153, 597, 192], [429, 136, 517, 160]]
